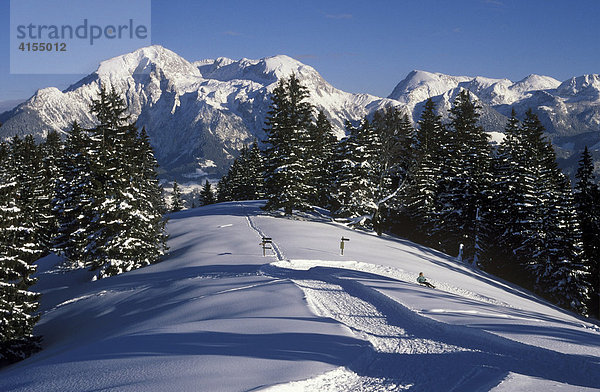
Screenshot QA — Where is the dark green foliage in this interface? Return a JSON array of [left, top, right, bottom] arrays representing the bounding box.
[[263, 74, 314, 215], [486, 109, 589, 313], [370, 107, 415, 234], [574, 146, 600, 317], [53, 122, 96, 266], [200, 180, 216, 205], [171, 180, 184, 212], [430, 91, 493, 262], [38, 131, 63, 253], [53, 86, 168, 278], [0, 138, 42, 364], [330, 119, 379, 222], [400, 99, 445, 243], [217, 141, 265, 203], [307, 111, 337, 208]]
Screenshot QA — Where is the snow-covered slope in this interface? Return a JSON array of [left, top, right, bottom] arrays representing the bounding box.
[[1, 201, 599, 391]]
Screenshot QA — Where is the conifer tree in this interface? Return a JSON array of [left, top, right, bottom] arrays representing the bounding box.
[[371, 107, 415, 235], [53, 122, 96, 266], [112, 126, 168, 274], [401, 99, 445, 243], [84, 85, 133, 274], [541, 174, 589, 313], [171, 180, 184, 212], [0, 138, 41, 364], [70, 85, 169, 278], [307, 111, 337, 208], [216, 172, 234, 203], [37, 131, 62, 254], [485, 109, 525, 276], [235, 142, 265, 201], [331, 120, 379, 223], [431, 91, 493, 262], [263, 74, 314, 214], [245, 141, 265, 200], [488, 109, 589, 312], [200, 180, 216, 205], [574, 146, 600, 317]]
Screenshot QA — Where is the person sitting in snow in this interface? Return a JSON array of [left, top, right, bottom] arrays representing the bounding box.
[[417, 272, 435, 289]]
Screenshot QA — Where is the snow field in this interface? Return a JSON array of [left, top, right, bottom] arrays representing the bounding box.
[[1, 201, 599, 392]]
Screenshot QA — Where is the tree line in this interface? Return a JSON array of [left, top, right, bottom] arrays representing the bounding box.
[[0, 86, 168, 364], [218, 74, 600, 318]]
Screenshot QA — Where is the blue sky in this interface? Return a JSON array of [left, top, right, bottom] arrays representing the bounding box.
[[1, 0, 600, 102]]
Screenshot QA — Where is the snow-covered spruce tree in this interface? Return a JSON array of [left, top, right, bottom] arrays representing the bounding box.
[[53, 122, 96, 267], [263, 74, 314, 215], [484, 109, 526, 278], [574, 146, 600, 317], [85, 86, 132, 275], [399, 98, 445, 243], [0, 139, 41, 364], [113, 126, 169, 274], [171, 180, 184, 212], [517, 111, 571, 285], [430, 91, 493, 263], [221, 148, 247, 201], [541, 174, 589, 314], [490, 109, 589, 311], [371, 107, 415, 235], [244, 141, 266, 200], [200, 180, 216, 205], [8, 136, 47, 255], [331, 119, 379, 223], [218, 141, 265, 203], [307, 110, 337, 208], [216, 171, 234, 203], [82, 86, 168, 278], [37, 131, 63, 254]]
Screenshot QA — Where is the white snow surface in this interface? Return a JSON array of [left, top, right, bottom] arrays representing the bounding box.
[[1, 201, 599, 391]]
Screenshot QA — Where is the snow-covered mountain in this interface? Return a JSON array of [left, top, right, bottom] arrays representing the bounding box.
[[0, 46, 390, 179], [1, 45, 599, 179], [388, 70, 600, 176], [1, 201, 599, 391]]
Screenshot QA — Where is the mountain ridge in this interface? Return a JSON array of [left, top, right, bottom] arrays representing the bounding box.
[[1, 45, 599, 179]]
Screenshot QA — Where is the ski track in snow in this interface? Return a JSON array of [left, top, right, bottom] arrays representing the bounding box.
[[242, 210, 600, 392]]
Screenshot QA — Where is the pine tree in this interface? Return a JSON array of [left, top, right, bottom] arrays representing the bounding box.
[[70, 85, 169, 278], [489, 109, 589, 312], [171, 180, 184, 212], [112, 126, 168, 274], [307, 111, 337, 208], [37, 131, 62, 254], [541, 174, 589, 313], [263, 74, 314, 215], [233, 142, 265, 201], [485, 109, 525, 276], [400, 99, 446, 242], [331, 119, 379, 223], [217, 172, 234, 203], [0, 138, 41, 364], [574, 146, 600, 317], [53, 122, 96, 267], [245, 141, 265, 200], [84, 85, 133, 275], [430, 91, 493, 262], [200, 180, 216, 205], [371, 107, 415, 235]]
